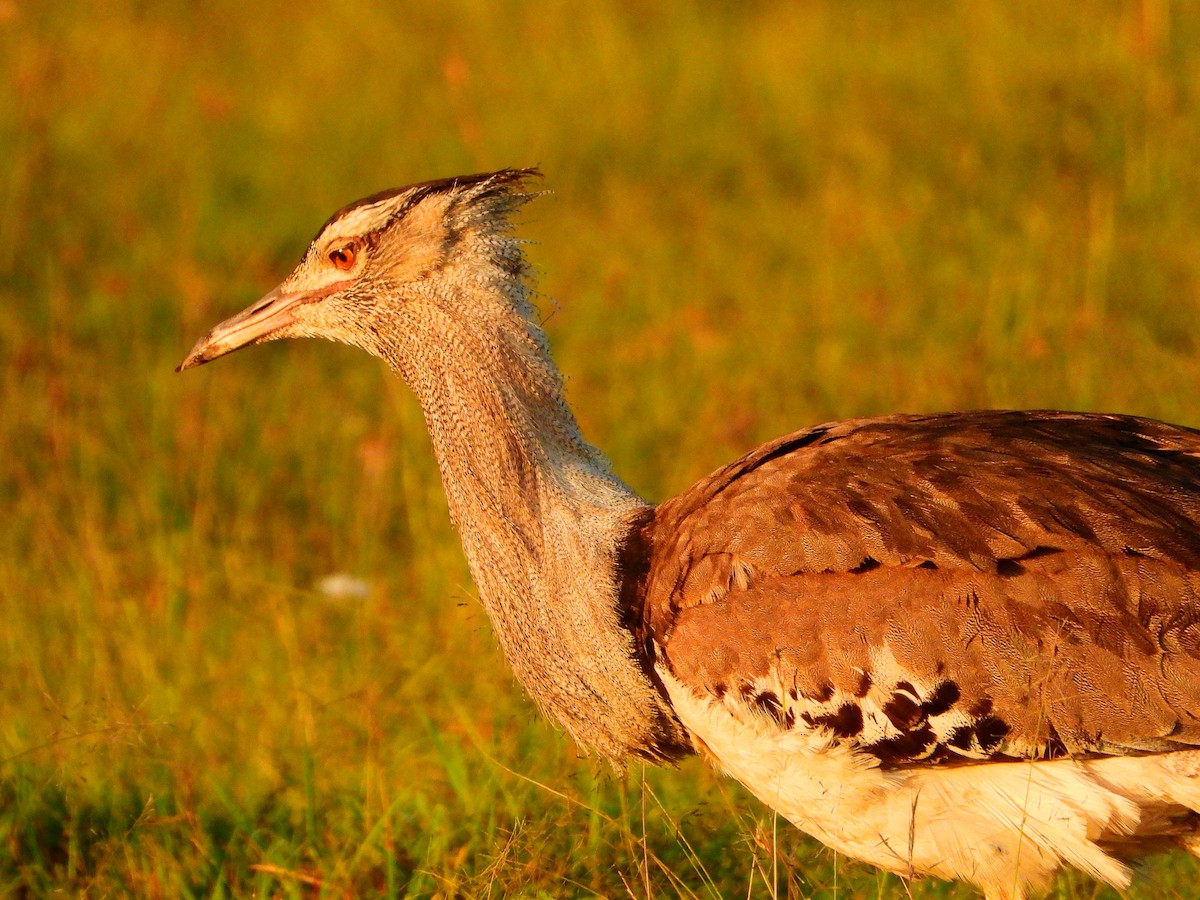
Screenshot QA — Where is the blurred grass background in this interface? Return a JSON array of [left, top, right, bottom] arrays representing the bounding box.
[[2, 0, 1200, 896]]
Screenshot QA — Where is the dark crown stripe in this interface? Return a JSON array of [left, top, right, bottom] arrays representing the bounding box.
[[313, 168, 541, 243]]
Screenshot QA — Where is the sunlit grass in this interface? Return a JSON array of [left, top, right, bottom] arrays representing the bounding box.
[[2, 0, 1200, 896]]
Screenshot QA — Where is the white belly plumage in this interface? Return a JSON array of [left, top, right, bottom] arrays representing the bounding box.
[[660, 667, 1200, 900]]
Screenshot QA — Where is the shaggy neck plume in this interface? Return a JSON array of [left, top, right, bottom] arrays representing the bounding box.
[[367, 246, 689, 763]]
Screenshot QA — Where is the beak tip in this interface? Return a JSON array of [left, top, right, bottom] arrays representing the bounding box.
[[176, 329, 222, 372], [175, 351, 201, 373]]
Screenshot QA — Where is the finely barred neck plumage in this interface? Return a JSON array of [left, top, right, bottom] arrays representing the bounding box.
[[178, 170, 690, 762]]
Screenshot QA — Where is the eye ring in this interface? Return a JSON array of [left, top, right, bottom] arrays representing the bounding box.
[[329, 244, 358, 271]]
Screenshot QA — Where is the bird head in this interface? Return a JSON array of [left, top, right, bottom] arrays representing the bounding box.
[[177, 168, 540, 372]]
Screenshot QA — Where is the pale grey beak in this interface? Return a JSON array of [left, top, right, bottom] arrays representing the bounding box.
[[176, 284, 303, 372]]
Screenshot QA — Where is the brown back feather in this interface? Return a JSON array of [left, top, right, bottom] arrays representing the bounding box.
[[643, 411, 1200, 764]]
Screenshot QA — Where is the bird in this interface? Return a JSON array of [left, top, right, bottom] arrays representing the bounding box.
[[178, 169, 1200, 899]]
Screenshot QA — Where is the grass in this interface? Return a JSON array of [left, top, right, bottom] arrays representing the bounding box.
[[2, 0, 1200, 895]]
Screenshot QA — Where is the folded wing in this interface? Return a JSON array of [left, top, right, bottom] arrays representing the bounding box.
[[642, 410, 1200, 763]]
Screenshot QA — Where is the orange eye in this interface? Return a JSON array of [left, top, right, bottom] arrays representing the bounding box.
[[329, 244, 357, 271]]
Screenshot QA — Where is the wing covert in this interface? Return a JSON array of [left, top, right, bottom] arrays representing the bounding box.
[[642, 411, 1200, 764]]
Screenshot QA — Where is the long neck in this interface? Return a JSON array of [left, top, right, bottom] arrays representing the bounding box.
[[372, 274, 689, 762]]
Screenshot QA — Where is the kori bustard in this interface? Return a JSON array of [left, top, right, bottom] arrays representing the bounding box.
[[179, 169, 1200, 899]]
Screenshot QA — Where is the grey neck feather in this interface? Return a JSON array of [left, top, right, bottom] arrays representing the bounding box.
[[362, 241, 689, 763]]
